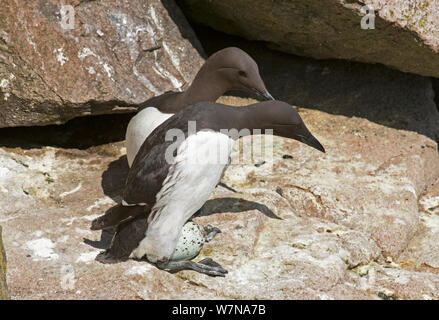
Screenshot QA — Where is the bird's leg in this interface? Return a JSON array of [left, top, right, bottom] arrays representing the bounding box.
[[203, 224, 221, 242], [156, 258, 228, 277]]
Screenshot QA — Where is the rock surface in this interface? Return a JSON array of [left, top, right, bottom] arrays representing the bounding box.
[[0, 0, 204, 128], [179, 0, 439, 79], [0, 226, 7, 299], [400, 178, 439, 274], [1, 96, 439, 299]]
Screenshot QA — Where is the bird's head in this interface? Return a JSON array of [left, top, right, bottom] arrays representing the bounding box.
[[202, 47, 274, 101], [249, 100, 325, 153]]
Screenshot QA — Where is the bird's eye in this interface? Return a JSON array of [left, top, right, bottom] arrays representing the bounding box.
[[238, 70, 247, 77]]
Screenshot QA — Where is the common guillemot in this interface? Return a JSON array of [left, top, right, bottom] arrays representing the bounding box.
[[125, 47, 274, 167], [92, 100, 325, 276]]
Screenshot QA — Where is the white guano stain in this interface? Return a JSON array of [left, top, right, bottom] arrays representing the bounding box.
[[102, 62, 113, 78], [162, 42, 180, 69], [86, 197, 114, 211], [75, 228, 92, 236], [0, 78, 10, 101], [58, 235, 69, 243], [77, 47, 97, 60], [0, 79, 9, 89], [77, 47, 114, 80], [420, 195, 439, 212], [86, 66, 96, 75], [125, 265, 153, 276], [81, 214, 101, 221], [133, 65, 160, 94], [32, 230, 44, 237], [60, 183, 82, 198], [61, 217, 77, 226], [110, 11, 162, 92], [54, 48, 68, 66], [149, 6, 163, 31], [153, 51, 183, 88], [399, 184, 417, 198], [76, 251, 100, 264], [24, 238, 59, 260]]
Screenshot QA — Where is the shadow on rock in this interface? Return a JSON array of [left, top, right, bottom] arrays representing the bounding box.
[[101, 155, 130, 202], [83, 227, 116, 250], [0, 113, 133, 149], [196, 197, 282, 220], [84, 197, 280, 250]]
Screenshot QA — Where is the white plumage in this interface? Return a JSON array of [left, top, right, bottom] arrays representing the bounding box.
[[130, 131, 234, 262], [125, 107, 173, 167]]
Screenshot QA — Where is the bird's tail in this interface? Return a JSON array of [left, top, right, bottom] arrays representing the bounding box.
[[90, 204, 147, 230]]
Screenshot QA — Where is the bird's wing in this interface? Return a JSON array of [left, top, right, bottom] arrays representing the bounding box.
[[122, 140, 173, 206], [90, 203, 147, 230], [122, 107, 193, 207], [91, 111, 182, 230]]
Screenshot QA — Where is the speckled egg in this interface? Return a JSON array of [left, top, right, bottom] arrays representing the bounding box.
[[170, 221, 205, 261]]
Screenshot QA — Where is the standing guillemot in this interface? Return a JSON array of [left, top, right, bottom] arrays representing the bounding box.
[[125, 47, 274, 167], [92, 100, 325, 276]]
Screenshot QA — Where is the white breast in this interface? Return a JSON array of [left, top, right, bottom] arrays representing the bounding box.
[[125, 107, 173, 167], [130, 131, 235, 262]]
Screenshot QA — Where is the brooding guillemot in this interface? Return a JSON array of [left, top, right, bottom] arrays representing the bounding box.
[[125, 47, 274, 167], [92, 100, 325, 276]]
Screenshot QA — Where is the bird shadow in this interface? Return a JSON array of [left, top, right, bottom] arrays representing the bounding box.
[[83, 226, 116, 249], [101, 155, 130, 202], [194, 197, 282, 220], [84, 197, 281, 250], [85, 156, 129, 250]]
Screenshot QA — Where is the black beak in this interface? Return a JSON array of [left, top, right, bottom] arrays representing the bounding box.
[[254, 89, 275, 101], [298, 134, 325, 153]]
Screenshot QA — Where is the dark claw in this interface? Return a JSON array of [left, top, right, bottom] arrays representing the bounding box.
[[204, 225, 221, 242], [156, 259, 228, 277], [95, 250, 128, 264], [198, 258, 227, 271]]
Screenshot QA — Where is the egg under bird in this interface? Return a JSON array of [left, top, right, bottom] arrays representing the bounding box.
[[91, 100, 325, 276], [125, 46, 274, 167], [163, 221, 216, 262]]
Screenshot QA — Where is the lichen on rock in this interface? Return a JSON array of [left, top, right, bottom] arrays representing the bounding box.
[[0, 226, 8, 300]]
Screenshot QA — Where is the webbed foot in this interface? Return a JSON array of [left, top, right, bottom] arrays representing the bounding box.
[[156, 258, 228, 277], [95, 250, 129, 264]]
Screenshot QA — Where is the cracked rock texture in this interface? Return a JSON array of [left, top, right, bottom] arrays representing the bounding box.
[[0, 0, 204, 127], [179, 0, 439, 78], [1, 96, 439, 299]]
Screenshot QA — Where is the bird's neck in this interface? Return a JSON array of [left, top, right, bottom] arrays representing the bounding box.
[[204, 104, 267, 138], [233, 103, 273, 134], [182, 68, 230, 105]]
